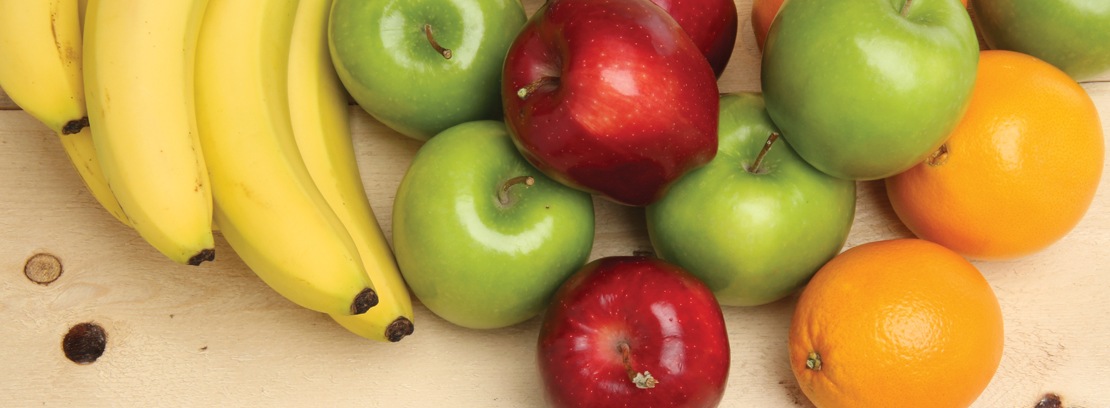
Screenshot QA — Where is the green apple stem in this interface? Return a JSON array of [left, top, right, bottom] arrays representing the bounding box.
[[498, 175, 535, 206], [423, 24, 452, 59], [516, 76, 560, 100], [618, 342, 658, 389], [747, 132, 780, 174], [900, 0, 914, 16]]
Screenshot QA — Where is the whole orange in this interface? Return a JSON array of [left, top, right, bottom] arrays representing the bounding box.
[[886, 49, 1104, 260], [788, 238, 1004, 408]]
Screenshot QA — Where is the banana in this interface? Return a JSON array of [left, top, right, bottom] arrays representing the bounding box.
[[0, 0, 129, 226], [195, 0, 378, 316], [287, 0, 414, 341], [83, 0, 215, 265]]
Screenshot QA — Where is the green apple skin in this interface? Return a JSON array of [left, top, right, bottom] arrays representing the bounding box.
[[646, 93, 856, 307], [392, 121, 595, 330], [972, 0, 1110, 81], [328, 0, 526, 141], [761, 0, 979, 180]]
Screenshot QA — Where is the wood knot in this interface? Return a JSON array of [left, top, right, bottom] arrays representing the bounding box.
[[24, 253, 62, 285]]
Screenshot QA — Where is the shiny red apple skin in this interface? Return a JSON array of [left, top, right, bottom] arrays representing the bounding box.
[[537, 256, 731, 408], [502, 0, 720, 207], [650, 0, 739, 77]]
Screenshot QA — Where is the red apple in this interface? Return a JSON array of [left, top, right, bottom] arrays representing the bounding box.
[[752, 0, 968, 52], [650, 0, 739, 77], [537, 256, 731, 408], [502, 0, 720, 207]]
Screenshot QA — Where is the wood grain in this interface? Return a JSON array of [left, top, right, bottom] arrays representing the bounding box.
[[1, 1, 1109, 407]]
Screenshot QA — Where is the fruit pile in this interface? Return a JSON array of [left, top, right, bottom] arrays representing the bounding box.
[[0, 0, 1105, 407]]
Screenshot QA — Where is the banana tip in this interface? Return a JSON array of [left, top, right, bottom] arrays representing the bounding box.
[[188, 248, 216, 266], [386, 317, 415, 342], [350, 288, 379, 315]]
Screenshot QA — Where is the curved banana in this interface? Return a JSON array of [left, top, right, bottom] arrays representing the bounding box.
[[0, 0, 129, 226], [195, 0, 377, 316], [287, 0, 414, 340], [83, 0, 215, 265]]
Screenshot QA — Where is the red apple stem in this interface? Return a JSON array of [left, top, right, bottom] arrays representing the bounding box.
[[423, 24, 452, 59], [618, 342, 658, 389], [747, 132, 780, 174], [498, 175, 535, 205], [516, 76, 559, 100], [900, 0, 914, 16]]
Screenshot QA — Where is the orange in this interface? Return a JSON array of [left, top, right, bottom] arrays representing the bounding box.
[[751, 0, 784, 52], [788, 238, 1005, 408], [885, 49, 1104, 260]]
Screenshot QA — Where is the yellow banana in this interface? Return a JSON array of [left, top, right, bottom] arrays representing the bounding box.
[[0, 0, 129, 226], [83, 0, 215, 265], [287, 0, 414, 341], [195, 0, 377, 316]]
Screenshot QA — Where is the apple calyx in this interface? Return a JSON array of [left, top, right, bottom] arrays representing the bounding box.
[[498, 175, 535, 206], [618, 342, 659, 389], [516, 76, 560, 100], [423, 24, 452, 59], [805, 351, 823, 371], [746, 132, 780, 174], [926, 143, 949, 166]]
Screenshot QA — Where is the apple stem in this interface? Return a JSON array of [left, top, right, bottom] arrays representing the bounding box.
[[618, 342, 658, 389], [927, 143, 949, 166], [498, 175, 535, 205], [516, 76, 560, 100], [423, 24, 452, 59], [900, 0, 914, 16], [747, 132, 780, 174]]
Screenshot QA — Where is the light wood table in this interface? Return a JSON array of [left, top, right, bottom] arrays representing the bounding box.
[[2, 1, 1107, 406]]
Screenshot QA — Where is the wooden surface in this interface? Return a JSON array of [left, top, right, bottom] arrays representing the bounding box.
[[2, 1, 1109, 406]]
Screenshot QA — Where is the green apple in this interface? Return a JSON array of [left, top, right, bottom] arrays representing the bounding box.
[[761, 0, 979, 180], [972, 0, 1110, 81], [392, 120, 595, 329], [646, 93, 856, 307], [328, 0, 526, 140]]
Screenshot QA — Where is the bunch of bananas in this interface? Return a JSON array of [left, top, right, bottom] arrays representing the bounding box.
[[0, 0, 414, 342]]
